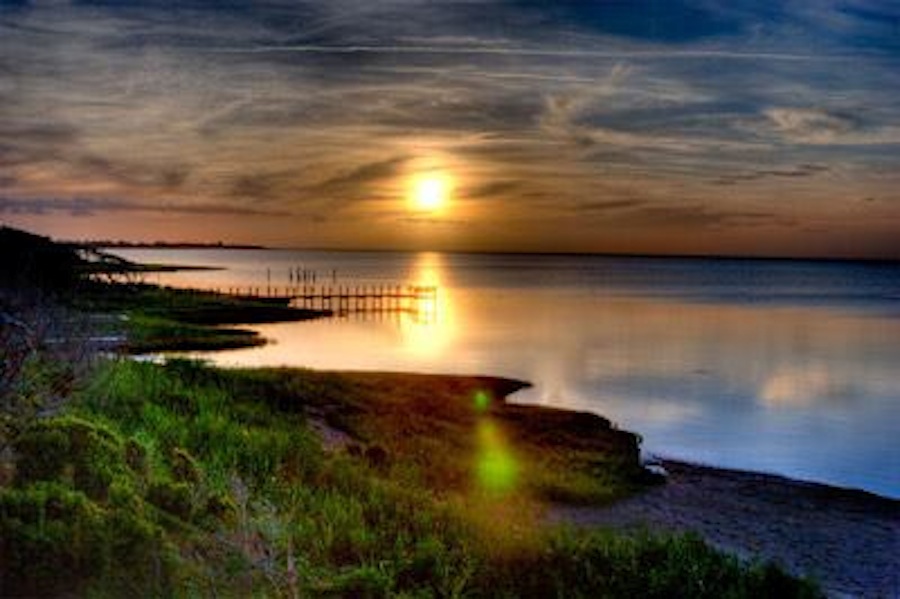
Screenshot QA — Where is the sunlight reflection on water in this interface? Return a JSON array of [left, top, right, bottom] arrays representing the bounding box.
[[397, 252, 455, 359]]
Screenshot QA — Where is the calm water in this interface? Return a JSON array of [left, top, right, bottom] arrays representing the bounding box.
[[119, 249, 900, 498]]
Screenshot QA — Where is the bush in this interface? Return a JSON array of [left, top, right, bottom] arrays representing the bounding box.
[[0, 482, 105, 595], [463, 529, 821, 599], [0, 482, 171, 596], [13, 416, 132, 501]]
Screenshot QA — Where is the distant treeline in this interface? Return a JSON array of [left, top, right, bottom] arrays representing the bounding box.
[[75, 240, 266, 250], [0, 226, 149, 294], [1, 226, 86, 292]]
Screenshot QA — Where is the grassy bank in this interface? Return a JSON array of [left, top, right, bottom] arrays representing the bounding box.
[[77, 283, 329, 352], [1, 359, 821, 597]]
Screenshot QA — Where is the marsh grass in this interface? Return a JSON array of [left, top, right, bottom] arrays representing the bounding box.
[[72, 282, 327, 353], [122, 314, 265, 352], [1, 359, 821, 597]]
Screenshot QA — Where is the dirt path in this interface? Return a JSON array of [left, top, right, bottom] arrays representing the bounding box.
[[550, 460, 899, 598]]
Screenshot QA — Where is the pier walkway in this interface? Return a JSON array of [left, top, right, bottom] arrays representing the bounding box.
[[215, 284, 438, 314]]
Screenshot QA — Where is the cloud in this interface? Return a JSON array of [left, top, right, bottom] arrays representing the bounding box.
[[765, 107, 900, 145], [0, 0, 898, 255], [311, 156, 408, 194], [0, 123, 80, 167], [575, 199, 646, 212], [206, 43, 847, 63], [72, 155, 192, 191], [398, 216, 467, 227], [462, 180, 521, 200], [711, 163, 830, 186], [0, 196, 289, 217], [227, 172, 293, 201], [603, 203, 789, 230], [765, 107, 859, 143]]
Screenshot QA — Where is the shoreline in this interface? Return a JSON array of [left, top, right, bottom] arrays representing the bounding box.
[[172, 360, 898, 598], [549, 458, 899, 598], [264, 366, 897, 597], [289, 365, 896, 597], [647, 455, 899, 503]]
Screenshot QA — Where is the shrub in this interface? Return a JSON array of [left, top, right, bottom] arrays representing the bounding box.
[[0, 482, 172, 596], [13, 416, 131, 501]]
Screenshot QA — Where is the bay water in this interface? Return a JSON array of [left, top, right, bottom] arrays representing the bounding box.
[[118, 249, 900, 498]]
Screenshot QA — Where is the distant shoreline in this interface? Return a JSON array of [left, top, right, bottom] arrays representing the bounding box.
[[78, 241, 268, 250], [109, 243, 900, 264]]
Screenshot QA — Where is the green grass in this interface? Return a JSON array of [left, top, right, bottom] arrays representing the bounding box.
[[213, 368, 649, 504], [122, 314, 266, 352], [1, 359, 821, 597], [73, 281, 328, 352]]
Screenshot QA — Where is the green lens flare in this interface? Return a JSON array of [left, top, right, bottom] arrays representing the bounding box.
[[474, 390, 491, 412], [477, 447, 518, 493], [475, 420, 517, 493]]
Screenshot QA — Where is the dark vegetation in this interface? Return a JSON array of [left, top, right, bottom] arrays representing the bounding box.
[[1, 225, 822, 597], [85, 284, 326, 353], [1, 225, 326, 354]]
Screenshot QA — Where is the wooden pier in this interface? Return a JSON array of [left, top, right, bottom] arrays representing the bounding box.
[[219, 284, 438, 315]]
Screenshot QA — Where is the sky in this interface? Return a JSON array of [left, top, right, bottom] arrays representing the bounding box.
[[1, 1, 898, 258]]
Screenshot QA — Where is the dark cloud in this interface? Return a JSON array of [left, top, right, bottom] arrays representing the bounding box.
[[227, 172, 294, 201], [0, 124, 80, 166], [73, 155, 192, 191], [711, 163, 830, 186], [463, 180, 521, 200], [606, 203, 789, 230], [575, 199, 647, 212], [311, 156, 408, 194], [0, 196, 288, 217], [159, 167, 189, 190]]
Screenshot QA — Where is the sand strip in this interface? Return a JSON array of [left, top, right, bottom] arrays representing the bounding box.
[[550, 459, 899, 598]]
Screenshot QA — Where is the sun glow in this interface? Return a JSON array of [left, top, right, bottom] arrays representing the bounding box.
[[409, 173, 452, 212]]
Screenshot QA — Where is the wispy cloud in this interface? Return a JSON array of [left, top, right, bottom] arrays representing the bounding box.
[[206, 43, 860, 62], [575, 199, 647, 212], [0, 0, 897, 256], [765, 107, 900, 145], [311, 156, 408, 194], [0, 197, 289, 217], [711, 163, 830, 186]]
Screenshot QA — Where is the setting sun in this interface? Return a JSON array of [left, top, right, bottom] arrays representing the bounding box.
[[409, 173, 452, 212]]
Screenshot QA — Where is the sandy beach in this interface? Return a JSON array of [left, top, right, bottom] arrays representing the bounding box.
[[550, 459, 899, 598]]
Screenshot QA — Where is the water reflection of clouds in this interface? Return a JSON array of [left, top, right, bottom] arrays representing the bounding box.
[[760, 362, 895, 409], [761, 365, 840, 408], [511, 298, 899, 410], [485, 294, 899, 492]]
